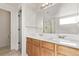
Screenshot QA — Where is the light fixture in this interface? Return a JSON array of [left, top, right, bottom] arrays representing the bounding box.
[[41, 3, 56, 9], [42, 3, 49, 7]]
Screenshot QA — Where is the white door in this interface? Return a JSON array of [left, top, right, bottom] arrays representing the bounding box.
[[0, 9, 10, 48]]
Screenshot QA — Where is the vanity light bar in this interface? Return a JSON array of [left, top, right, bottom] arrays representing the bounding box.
[[41, 3, 56, 9]]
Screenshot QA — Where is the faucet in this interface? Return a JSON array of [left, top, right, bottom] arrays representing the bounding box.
[[58, 35, 65, 39], [39, 33, 43, 36]]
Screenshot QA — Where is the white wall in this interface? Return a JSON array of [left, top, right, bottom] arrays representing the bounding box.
[[22, 4, 38, 55], [0, 4, 19, 50]]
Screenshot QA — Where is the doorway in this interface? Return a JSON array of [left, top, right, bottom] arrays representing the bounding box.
[[0, 9, 11, 55]]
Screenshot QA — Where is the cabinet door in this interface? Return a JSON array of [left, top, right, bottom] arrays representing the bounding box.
[[40, 47, 54, 56], [33, 45, 40, 56], [27, 38, 33, 56], [26, 43, 33, 56], [40, 40, 55, 56], [27, 38, 40, 56], [57, 45, 79, 56]]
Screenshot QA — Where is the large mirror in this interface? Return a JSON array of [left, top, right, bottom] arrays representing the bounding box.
[[54, 3, 79, 34], [42, 3, 79, 34]]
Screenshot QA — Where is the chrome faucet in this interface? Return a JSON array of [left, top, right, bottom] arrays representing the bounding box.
[[58, 35, 65, 39], [39, 33, 43, 36]]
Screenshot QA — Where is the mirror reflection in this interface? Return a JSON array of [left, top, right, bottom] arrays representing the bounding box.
[[42, 3, 79, 34]]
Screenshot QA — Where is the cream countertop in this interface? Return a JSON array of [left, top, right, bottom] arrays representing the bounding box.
[[27, 33, 79, 49]]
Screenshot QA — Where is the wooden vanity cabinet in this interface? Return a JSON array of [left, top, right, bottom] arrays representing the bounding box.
[[40, 41, 55, 56], [26, 38, 32, 56], [26, 37, 55, 56], [57, 45, 79, 56], [40, 47, 54, 56], [32, 39, 40, 56], [26, 37, 40, 56], [26, 37, 79, 56], [40, 41, 55, 50]]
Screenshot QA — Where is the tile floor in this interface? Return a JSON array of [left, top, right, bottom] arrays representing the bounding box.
[[0, 47, 21, 56]]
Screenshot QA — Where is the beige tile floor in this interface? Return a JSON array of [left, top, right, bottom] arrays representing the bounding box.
[[0, 47, 21, 56]]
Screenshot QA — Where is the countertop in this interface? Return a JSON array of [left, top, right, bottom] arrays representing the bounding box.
[[27, 34, 79, 49]]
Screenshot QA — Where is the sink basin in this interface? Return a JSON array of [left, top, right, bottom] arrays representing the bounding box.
[[59, 40, 77, 46]]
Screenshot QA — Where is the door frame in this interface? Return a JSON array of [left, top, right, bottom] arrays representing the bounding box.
[[18, 9, 22, 53]]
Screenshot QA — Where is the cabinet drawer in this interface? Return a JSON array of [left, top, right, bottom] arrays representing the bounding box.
[[40, 41, 55, 51], [26, 43, 33, 56], [32, 39, 40, 46], [57, 45, 79, 56]]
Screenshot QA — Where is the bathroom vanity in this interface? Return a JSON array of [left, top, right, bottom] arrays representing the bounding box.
[[24, 3, 79, 56], [26, 37, 79, 56], [26, 37, 55, 56]]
